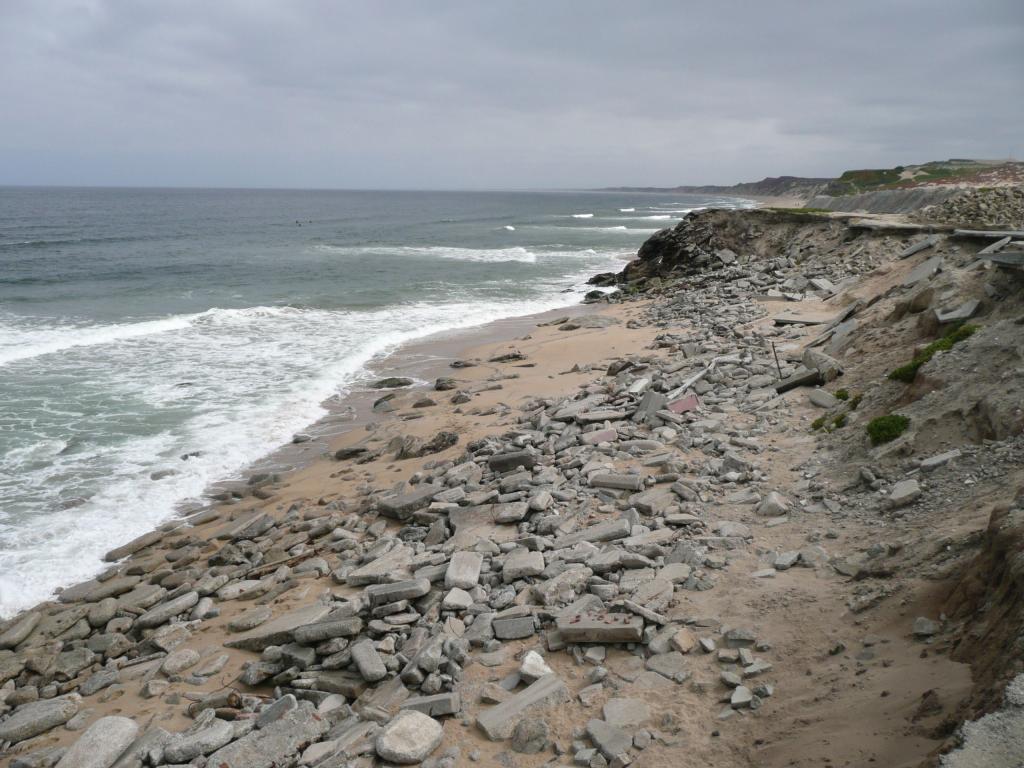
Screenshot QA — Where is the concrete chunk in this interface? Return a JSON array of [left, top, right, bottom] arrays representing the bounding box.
[[54, 716, 138, 768], [589, 473, 645, 492], [402, 692, 461, 717], [378, 485, 440, 519], [0, 611, 41, 649], [225, 603, 332, 651], [553, 519, 631, 548], [0, 696, 80, 744], [351, 640, 388, 682], [365, 577, 431, 607], [206, 700, 330, 768], [889, 479, 921, 508], [488, 451, 537, 474], [477, 675, 569, 740], [503, 550, 545, 582], [103, 529, 164, 562], [375, 710, 443, 764], [347, 544, 414, 586], [556, 611, 644, 643], [134, 591, 199, 630]]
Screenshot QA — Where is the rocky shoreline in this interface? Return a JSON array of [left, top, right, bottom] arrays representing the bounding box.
[[2, 192, 1023, 768]]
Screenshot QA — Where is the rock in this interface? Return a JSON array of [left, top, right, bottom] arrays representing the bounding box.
[[351, 640, 388, 682], [445, 551, 483, 590], [757, 491, 790, 517], [160, 648, 200, 675], [809, 389, 839, 409], [79, 668, 119, 696], [402, 692, 462, 717], [54, 716, 138, 768], [802, 348, 844, 382], [511, 718, 549, 754], [0, 696, 80, 744], [375, 710, 444, 765], [586, 718, 631, 763], [228, 606, 272, 632], [488, 450, 537, 474], [503, 550, 546, 582], [442, 588, 473, 610], [889, 479, 921, 508], [162, 718, 234, 763], [920, 449, 961, 471], [369, 377, 414, 389], [913, 617, 940, 638], [519, 651, 553, 683], [602, 697, 650, 728], [731, 686, 753, 708], [378, 486, 440, 520], [477, 674, 570, 740], [255, 694, 298, 728], [365, 577, 431, 606], [0, 611, 41, 649], [556, 612, 644, 643], [206, 700, 330, 768], [225, 603, 333, 651], [670, 628, 698, 654], [434, 377, 457, 391], [135, 591, 199, 629], [103, 529, 163, 562]]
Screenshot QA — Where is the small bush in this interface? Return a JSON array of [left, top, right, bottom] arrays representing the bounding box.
[[888, 323, 978, 383], [866, 414, 910, 445], [849, 393, 863, 410], [811, 416, 827, 431], [832, 413, 847, 429], [834, 389, 850, 401]]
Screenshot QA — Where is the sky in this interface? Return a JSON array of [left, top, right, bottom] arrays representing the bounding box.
[[0, 1, 1021, 189]]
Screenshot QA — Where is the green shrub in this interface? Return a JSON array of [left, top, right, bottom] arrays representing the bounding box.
[[832, 413, 847, 429], [834, 389, 850, 401], [866, 414, 910, 445], [888, 323, 978, 383], [849, 393, 863, 410], [811, 416, 827, 431]]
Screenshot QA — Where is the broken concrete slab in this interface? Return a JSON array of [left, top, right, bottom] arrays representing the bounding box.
[[476, 674, 570, 740], [225, 603, 332, 651]]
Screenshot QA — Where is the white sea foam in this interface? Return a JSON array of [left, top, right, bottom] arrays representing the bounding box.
[[315, 244, 542, 263], [0, 254, 633, 617], [571, 213, 594, 218], [503, 225, 515, 231], [0, 315, 196, 367], [619, 208, 635, 212]]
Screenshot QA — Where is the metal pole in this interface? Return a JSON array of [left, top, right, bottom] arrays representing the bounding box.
[[770, 341, 783, 378]]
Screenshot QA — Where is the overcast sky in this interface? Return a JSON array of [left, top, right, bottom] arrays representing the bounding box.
[[1, 1, 1020, 189]]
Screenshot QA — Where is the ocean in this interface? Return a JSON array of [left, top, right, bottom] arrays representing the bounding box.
[[0, 187, 751, 616]]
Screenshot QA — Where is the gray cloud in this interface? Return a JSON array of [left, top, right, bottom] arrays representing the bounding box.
[[1, 0, 1020, 188]]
